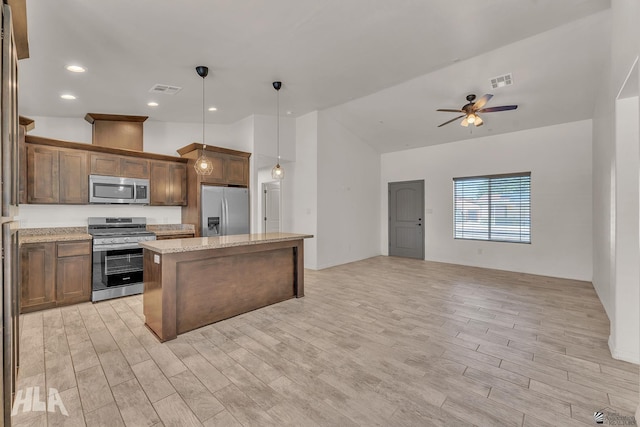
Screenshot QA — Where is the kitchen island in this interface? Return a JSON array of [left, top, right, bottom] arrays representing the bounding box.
[[139, 232, 312, 341]]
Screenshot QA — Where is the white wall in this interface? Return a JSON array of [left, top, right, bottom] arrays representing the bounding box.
[[381, 120, 593, 281], [611, 95, 640, 363], [288, 111, 318, 269], [315, 110, 381, 269], [18, 204, 181, 228], [592, 0, 640, 367]]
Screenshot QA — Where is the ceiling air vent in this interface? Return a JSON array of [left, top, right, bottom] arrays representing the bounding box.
[[489, 73, 513, 89], [148, 84, 182, 95]]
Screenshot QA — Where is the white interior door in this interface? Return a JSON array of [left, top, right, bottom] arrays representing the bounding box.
[[263, 181, 281, 233]]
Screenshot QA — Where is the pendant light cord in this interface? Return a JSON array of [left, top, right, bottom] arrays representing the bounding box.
[[276, 88, 280, 162], [202, 75, 206, 150]]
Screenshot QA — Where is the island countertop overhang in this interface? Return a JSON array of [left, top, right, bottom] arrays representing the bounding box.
[[139, 232, 313, 254]]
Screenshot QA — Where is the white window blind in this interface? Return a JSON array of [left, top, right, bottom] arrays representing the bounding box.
[[454, 172, 531, 243]]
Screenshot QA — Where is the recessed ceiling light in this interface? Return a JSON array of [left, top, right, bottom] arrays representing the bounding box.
[[147, 102, 159, 107], [60, 94, 76, 100], [208, 107, 217, 111], [66, 65, 86, 73]]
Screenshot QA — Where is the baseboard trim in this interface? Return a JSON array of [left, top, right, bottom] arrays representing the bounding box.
[[609, 335, 640, 365]]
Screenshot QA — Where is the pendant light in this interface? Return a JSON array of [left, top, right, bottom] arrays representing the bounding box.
[[271, 81, 284, 180], [194, 66, 214, 175]]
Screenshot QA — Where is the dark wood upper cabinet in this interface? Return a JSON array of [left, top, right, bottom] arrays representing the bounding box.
[[177, 143, 251, 187], [121, 157, 149, 178], [225, 155, 249, 185], [23, 135, 189, 205], [27, 145, 59, 203], [150, 160, 187, 206], [199, 155, 225, 184], [27, 145, 87, 204], [90, 153, 121, 175], [90, 152, 149, 178], [59, 149, 88, 203]]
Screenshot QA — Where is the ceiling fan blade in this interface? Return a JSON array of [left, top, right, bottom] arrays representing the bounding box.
[[474, 116, 484, 126], [437, 115, 465, 127], [473, 94, 493, 110], [436, 109, 464, 113], [478, 105, 518, 113]]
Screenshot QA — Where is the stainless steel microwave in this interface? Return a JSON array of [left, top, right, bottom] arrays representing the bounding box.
[[89, 175, 150, 204]]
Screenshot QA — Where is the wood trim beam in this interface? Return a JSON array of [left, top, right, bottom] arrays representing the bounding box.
[[25, 134, 188, 163]]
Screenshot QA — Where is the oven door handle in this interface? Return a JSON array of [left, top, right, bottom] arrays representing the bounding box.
[[93, 243, 142, 252]]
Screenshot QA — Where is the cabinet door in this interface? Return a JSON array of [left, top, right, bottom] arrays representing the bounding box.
[[169, 163, 187, 205], [27, 145, 59, 203], [150, 161, 187, 206], [225, 155, 249, 186], [59, 149, 88, 204], [121, 157, 149, 179], [149, 161, 169, 205], [90, 153, 121, 176], [56, 253, 91, 305], [20, 243, 56, 313], [199, 155, 225, 184]]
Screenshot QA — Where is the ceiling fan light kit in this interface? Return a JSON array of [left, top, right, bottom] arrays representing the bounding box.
[[436, 93, 517, 128]]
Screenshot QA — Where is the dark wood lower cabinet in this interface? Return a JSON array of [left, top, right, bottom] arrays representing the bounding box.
[[20, 242, 56, 312], [56, 241, 92, 305], [20, 240, 91, 313]]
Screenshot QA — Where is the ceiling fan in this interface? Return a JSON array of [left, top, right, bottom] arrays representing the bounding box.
[[436, 94, 518, 127]]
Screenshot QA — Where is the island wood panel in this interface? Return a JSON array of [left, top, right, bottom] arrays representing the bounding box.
[[176, 247, 294, 334], [143, 238, 305, 341]]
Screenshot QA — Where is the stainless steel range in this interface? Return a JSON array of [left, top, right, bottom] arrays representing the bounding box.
[[88, 217, 156, 302]]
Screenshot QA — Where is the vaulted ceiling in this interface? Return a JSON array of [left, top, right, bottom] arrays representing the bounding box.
[[19, 0, 610, 152]]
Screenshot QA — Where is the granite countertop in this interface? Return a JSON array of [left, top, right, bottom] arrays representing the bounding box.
[[147, 224, 196, 237], [19, 227, 92, 244], [139, 232, 313, 254]]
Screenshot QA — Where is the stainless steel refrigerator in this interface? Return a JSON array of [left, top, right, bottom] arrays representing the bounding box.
[[201, 185, 249, 237]]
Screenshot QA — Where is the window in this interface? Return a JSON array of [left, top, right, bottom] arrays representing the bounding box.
[[454, 172, 530, 243]]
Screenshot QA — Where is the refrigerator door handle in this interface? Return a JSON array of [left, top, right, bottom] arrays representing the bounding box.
[[220, 198, 225, 235], [224, 197, 230, 235]]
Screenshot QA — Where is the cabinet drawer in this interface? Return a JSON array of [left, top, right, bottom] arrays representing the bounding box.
[[57, 241, 91, 257], [156, 233, 195, 240]]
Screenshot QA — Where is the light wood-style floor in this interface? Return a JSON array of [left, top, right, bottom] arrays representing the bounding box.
[[12, 256, 639, 426]]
